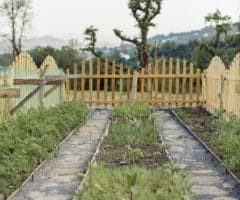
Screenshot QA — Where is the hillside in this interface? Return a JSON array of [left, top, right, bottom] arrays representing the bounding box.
[[0, 24, 239, 54]]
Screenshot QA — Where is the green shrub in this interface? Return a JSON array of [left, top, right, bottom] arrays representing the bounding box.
[[0, 101, 89, 197]]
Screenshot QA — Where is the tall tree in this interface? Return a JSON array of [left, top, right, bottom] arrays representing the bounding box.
[[81, 25, 102, 58], [1, 0, 32, 58], [113, 0, 163, 68], [201, 9, 232, 57]]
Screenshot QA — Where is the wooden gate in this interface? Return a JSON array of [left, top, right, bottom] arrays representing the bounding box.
[[65, 57, 202, 107]]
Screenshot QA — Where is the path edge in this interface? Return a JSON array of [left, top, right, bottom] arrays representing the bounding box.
[[170, 108, 240, 186]]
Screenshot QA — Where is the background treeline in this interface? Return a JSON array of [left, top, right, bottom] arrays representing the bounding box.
[[0, 23, 239, 72]]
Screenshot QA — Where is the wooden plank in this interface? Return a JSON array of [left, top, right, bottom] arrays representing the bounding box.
[[14, 79, 64, 85], [220, 75, 225, 109], [81, 61, 86, 101], [202, 70, 207, 105], [0, 88, 20, 98], [147, 63, 152, 103], [176, 59, 180, 107], [0, 80, 4, 86], [161, 57, 166, 107], [182, 60, 187, 107], [10, 82, 46, 115], [89, 59, 93, 106], [112, 61, 116, 106], [196, 69, 201, 105], [84, 99, 199, 104], [119, 64, 123, 102], [44, 85, 61, 98], [45, 75, 82, 79], [235, 84, 240, 93], [119, 64, 123, 101], [127, 68, 131, 102], [131, 70, 138, 103], [189, 63, 194, 107], [96, 58, 101, 103], [65, 69, 70, 101], [141, 68, 145, 102], [73, 63, 78, 99], [154, 59, 159, 103], [168, 57, 173, 107], [104, 58, 108, 106]]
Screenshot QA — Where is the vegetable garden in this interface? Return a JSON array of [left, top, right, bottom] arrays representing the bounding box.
[[77, 104, 194, 200]]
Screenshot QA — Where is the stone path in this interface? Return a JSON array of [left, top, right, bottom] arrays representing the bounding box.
[[11, 109, 111, 200], [153, 110, 240, 200]]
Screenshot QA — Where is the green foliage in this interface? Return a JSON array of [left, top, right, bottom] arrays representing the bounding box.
[[78, 163, 194, 200], [29, 45, 84, 70], [123, 145, 144, 164], [114, 0, 163, 68], [212, 114, 240, 176], [0, 101, 89, 197], [113, 103, 151, 118], [81, 25, 103, 58], [108, 118, 157, 146]]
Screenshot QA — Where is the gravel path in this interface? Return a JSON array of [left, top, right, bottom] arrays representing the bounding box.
[[153, 110, 240, 200], [11, 109, 111, 200]]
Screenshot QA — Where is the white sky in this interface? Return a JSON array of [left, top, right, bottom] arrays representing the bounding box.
[[30, 0, 240, 46]]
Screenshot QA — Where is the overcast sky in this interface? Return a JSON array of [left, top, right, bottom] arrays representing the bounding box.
[[30, 0, 240, 46]]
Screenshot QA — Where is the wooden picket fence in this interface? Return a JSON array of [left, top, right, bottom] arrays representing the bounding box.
[[65, 57, 202, 107], [0, 52, 65, 120], [1, 52, 239, 119], [202, 53, 240, 116]]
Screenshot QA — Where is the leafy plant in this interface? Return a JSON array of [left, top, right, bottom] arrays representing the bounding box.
[[123, 145, 144, 164], [78, 163, 194, 200], [0, 101, 89, 197]]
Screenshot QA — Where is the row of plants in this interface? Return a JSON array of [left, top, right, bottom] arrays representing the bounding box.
[[0, 101, 89, 198], [78, 104, 194, 200], [176, 108, 240, 178]]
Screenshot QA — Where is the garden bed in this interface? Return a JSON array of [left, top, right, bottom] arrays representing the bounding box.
[[0, 101, 90, 199], [175, 108, 240, 179], [77, 104, 194, 200]]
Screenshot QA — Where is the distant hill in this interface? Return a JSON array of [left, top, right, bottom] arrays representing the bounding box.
[[0, 24, 239, 54], [23, 36, 67, 49], [149, 24, 239, 44], [0, 36, 68, 54]]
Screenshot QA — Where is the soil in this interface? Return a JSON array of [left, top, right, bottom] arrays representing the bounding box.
[[174, 108, 240, 178], [174, 108, 219, 148], [97, 139, 168, 169]]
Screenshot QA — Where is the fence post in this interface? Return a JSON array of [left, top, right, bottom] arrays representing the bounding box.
[[65, 68, 70, 102], [131, 70, 138, 103], [73, 63, 78, 99], [201, 70, 207, 107], [4, 67, 15, 116], [39, 65, 48, 106], [220, 75, 226, 110]]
